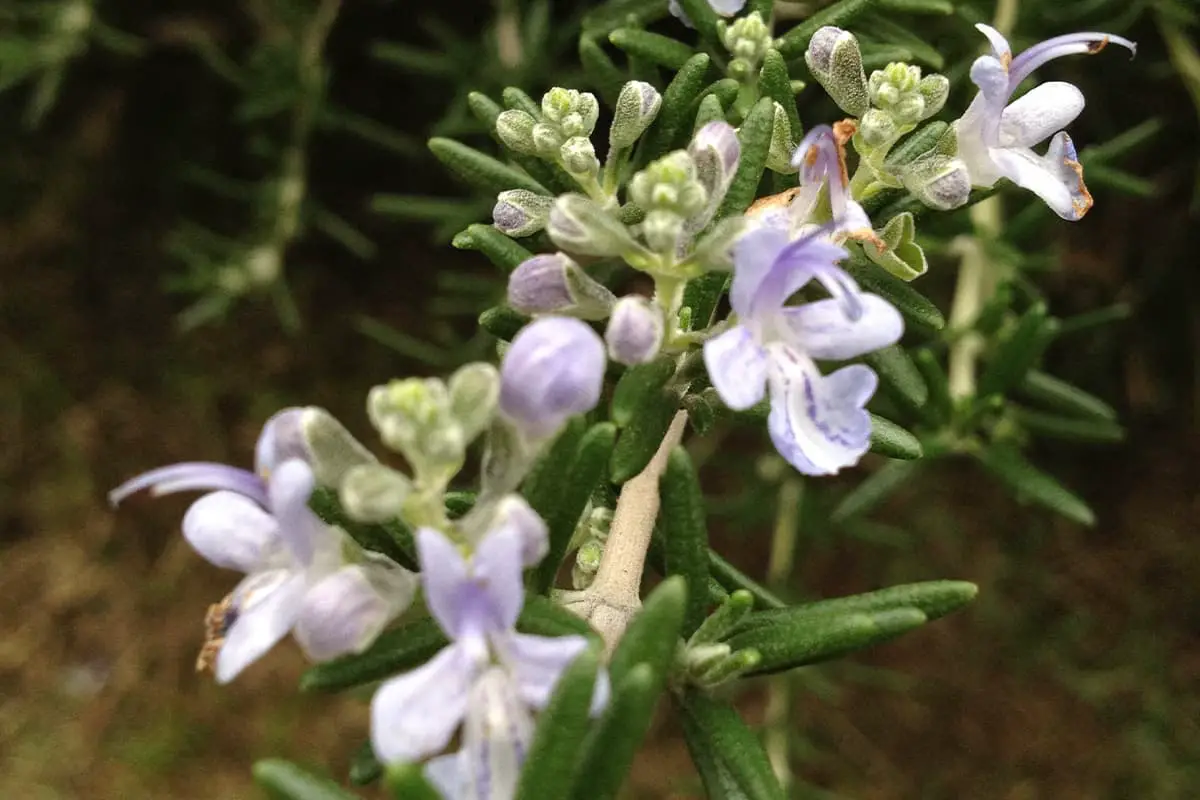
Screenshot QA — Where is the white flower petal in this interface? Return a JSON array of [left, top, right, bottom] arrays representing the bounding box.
[[991, 132, 1091, 220], [703, 326, 768, 411], [182, 491, 281, 572], [998, 82, 1084, 148], [781, 295, 903, 361], [500, 632, 589, 710], [461, 667, 534, 800], [975, 23, 1012, 60], [215, 570, 306, 683], [423, 753, 464, 800], [371, 644, 476, 764], [293, 564, 415, 662]]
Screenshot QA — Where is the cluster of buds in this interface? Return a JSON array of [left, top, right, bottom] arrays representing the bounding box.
[[497, 88, 601, 178], [719, 11, 772, 81]]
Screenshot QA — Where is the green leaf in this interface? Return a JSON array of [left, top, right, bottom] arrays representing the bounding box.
[[534, 423, 619, 592], [348, 742, 382, 787], [660, 449, 712, 636], [516, 649, 603, 800], [758, 49, 802, 141], [452, 223, 533, 273], [699, 78, 741, 113], [913, 348, 951, 423], [674, 0, 721, 41], [868, 413, 923, 460], [609, 576, 688, 688], [383, 763, 442, 800], [733, 580, 978, 632], [641, 53, 713, 162], [775, 0, 878, 58], [876, 0, 953, 12], [864, 211, 928, 280], [1010, 406, 1125, 444], [300, 617, 448, 693], [715, 97, 776, 220], [1017, 370, 1117, 421], [694, 92, 726, 132], [467, 90, 504, 128], [428, 137, 548, 195], [610, 29, 695, 70], [524, 417, 590, 519], [478, 305, 531, 341], [831, 460, 920, 523], [582, 0, 671, 36], [309, 488, 416, 569], [567, 665, 660, 800], [579, 37, 626, 103], [519, 594, 603, 644], [610, 389, 681, 483], [863, 345, 928, 416], [611, 356, 677, 427], [1056, 303, 1131, 337], [974, 445, 1095, 526], [978, 303, 1057, 398], [845, 257, 945, 331], [253, 760, 361, 800], [725, 607, 928, 674], [677, 691, 787, 800], [707, 549, 786, 609], [682, 272, 730, 330], [502, 86, 542, 117]]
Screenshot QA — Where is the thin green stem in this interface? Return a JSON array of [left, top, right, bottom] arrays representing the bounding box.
[[763, 475, 803, 789]]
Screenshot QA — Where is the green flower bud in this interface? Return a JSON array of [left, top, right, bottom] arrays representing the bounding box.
[[531, 122, 565, 158], [719, 12, 772, 72], [339, 463, 412, 523], [448, 362, 500, 442], [859, 108, 898, 148], [541, 88, 599, 137], [610, 81, 662, 149], [765, 102, 798, 174], [918, 74, 949, 119], [495, 109, 538, 154], [642, 209, 686, 255], [367, 378, 464, 480], [547, 193, 641, 258], [869, 63, 948, 126], [560, 135, 600, 177], [804, 26, 869, 117], [493, 189, 555, 237], [628, 151, 708, 218]]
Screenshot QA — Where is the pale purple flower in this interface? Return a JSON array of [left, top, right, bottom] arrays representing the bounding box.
[[109, 414, 415, 682], [957, 24, 1136, 220], [498, 316, 606, 439], [605, 295, 665, 366], [370, 523, 607, 795], [703, 227, 903, 475], [669, 0, 746, 28], [507, 253, 616, 320], [686, 121, 741, 236]]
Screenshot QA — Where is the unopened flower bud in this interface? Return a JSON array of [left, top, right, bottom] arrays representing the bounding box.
[[560, 136, 600, 177], [491, 494, 549, 566], [340, 463, 412, 523], [548, 193, 640, 258], [610, 81, 662, 149], [765, 102, 798, 173], [641, 210, 687, 255], [805, 26, 869, 117], [499, 316, 605, 439], [541, 88, 599, 137], [896, 122, 971, 210], [507, 252, 617, 320], [367, 378, 465, 476], [531, 122, 565, 158], [719, 12, 771, 71], [448, 362, 500, 441], [689, 122, 740, 227], [859, 108, 899, 148], [629, 151, 708, 219], [869, 63, 947, 126], [294, 562, 416, 661], [255, 407, 377, 487], [907, 158, 971, 211], [496, 109, 538, 154], [917, 74, 949, 119], [493, 189, 554, 237], [605, 296, 664, 366]]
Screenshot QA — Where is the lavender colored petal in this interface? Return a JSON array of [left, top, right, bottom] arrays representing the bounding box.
[[370, 643, 476, 764], [215, 569, 306, 683], [109, 462, 267, 508], [423, 753, 463, 800], [753, 234, 850, 319], [974, 23, 1012, 60], [667, 0, 692, 27], [500, 632, 590, 709], [991, 132, 1091, 220], [499, 317, 605, 439], [416, 526, 472, 639], [780, 294, 903, 360], [461, 667, 533, 800], [473, 524, 527, 631], [293, 565, 409, 661], [997, 82, 1084, 148], [967, 54, 1011, 139], [766, 349, 875, 475], [1008, 31, 1137, 89], [493, 495, 549, 568], [254, 407, 308, 476], [729, 226, 791, 317], [709, 0, 747, 14], [703, 326, 768, 411], [181, 491, 282, 572], [267, 459, 323, 565]]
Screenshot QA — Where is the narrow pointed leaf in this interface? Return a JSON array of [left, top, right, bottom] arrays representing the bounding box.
[[708, 548, 786, 609], [534, 422, 619, 592], [876, 0, 953, 12], [253, 760, 360, 800], [610, 29, 694, 69], [694, 93, 726, 132], [608, 576, 688, 689], [567, 665, 660, 800], [610, 389, 681, 483], [580, 37, 626, 103], [913, 349, 951, 423], [978, 304, 1057, 398], [428, 137, 548, 195], [1017, 371, 1117, 421], [864, 345, 928, 416], [611, 355, 677, 427], [733, 580, 977, 633], [641, 54, 712, 162], [523, 417, 590, 520], [726, 607, 928, 674], [1010, 406, 1125, 443], [452, 223, 533, 273], [502, 86, 542, 117], [974, 445, 1095, 526], [775, 0, 878, 58], [674, 0, 721, 41], [868, 413, 923, 460], [519, 594, 603, 644], [845, 258, 945, 331], [715, 97, 776, 220], [759, 49, 802, 141], [309, 488, 416, 569], [300, 617, 448, 693], [516, 649, 603, 800], [661, 449, 712, 636], [831, 459, 921, 522], [348, 742, 382, 786], [677, 691, 786, 800], [682, 272, 730, 330], [478, 305, 531, 341]]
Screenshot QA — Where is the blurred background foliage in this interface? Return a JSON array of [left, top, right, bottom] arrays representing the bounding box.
[[1, 0, 1198, 797]]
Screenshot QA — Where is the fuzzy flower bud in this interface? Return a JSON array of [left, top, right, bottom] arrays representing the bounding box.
[[507, 252, 617, 320], [531, 122, 565, 158], [493, 189, 554, 237], [548, 193, 641, 258], [610, 81, 662, 149], [367, 378, 464, 477], [498, 317, 606, 439], [765, 102, 799, 173], [339, 463, 412, 523], [496, 109, 538, 154], [719, 12, 772, 77], [605, 296, 665, 366], [629, 152, 708, 218], [805, 26, 869, 117], [560, 136, 600, 177], [255, 406, 377, 487], [868, 63, 948, 126], [541, 88, 599, 137], [448, 362, 501, 442]]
